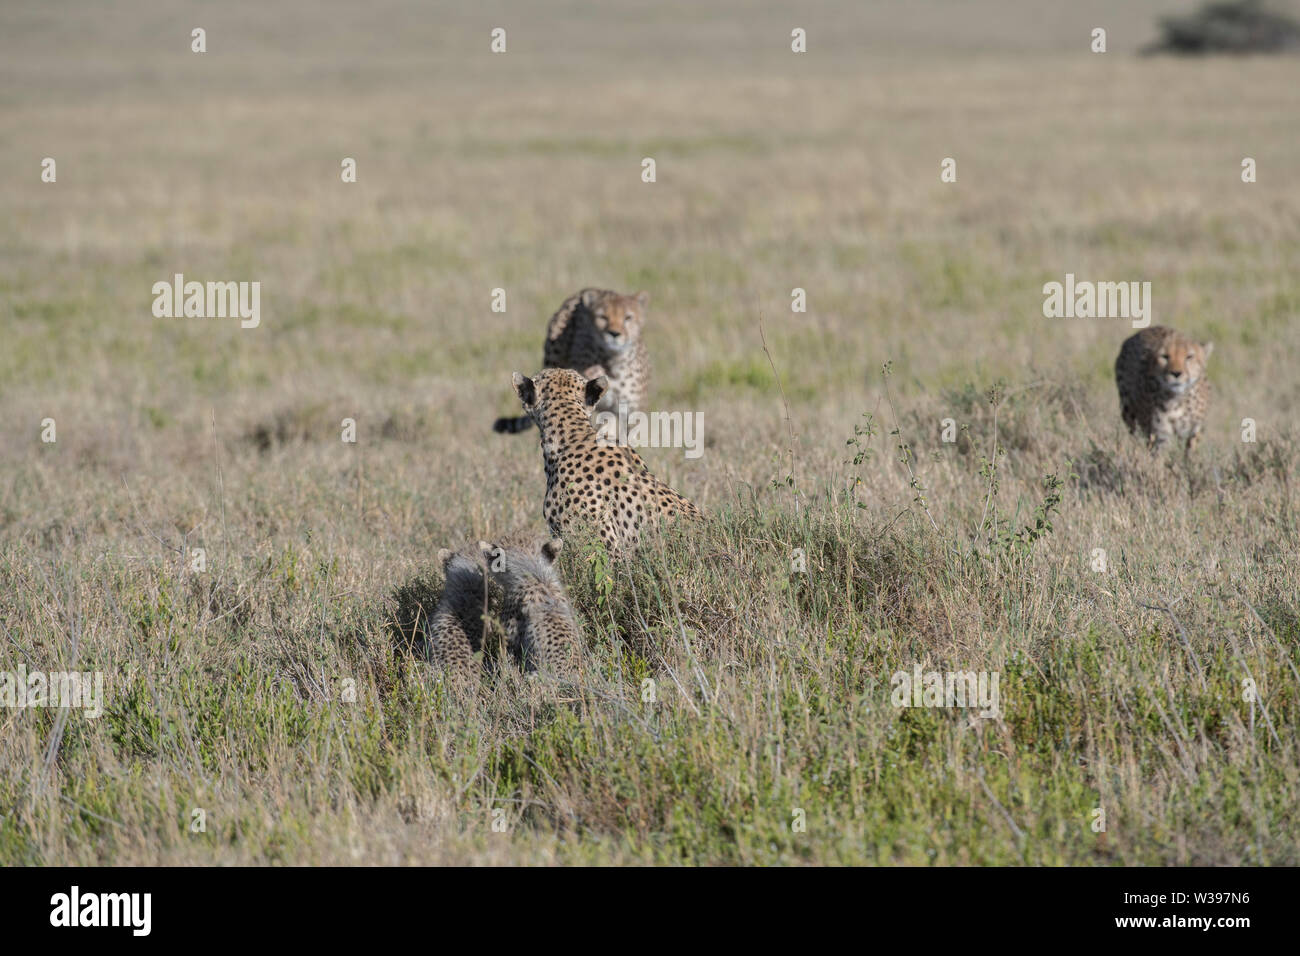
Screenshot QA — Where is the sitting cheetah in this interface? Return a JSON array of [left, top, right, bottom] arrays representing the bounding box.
[[479, 537, 581, 675], [421, 548, 487, 685], [1115, 326, 1213, 453], [508, 367, 703, 553], [494, 288, 651, 436]]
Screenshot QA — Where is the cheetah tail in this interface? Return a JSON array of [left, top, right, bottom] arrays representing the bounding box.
[[493, 415, 535, 434]]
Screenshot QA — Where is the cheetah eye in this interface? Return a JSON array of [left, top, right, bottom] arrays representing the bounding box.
[[625, 313, 635, 321]]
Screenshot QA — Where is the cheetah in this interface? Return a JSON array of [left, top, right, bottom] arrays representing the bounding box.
[[478, 537, 581, 675], [509, 367, 703, 553], [1115, 326, 1212, 453], [420, 548, 488, 685], [494, 288, 651, 436]]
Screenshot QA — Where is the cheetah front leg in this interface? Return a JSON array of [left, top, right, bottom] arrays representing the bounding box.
[[1147, 413, 1175, 454]]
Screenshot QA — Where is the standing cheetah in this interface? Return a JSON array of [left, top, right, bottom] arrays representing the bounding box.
[[494, 288, 651, 435], [508, 367, 703, 553], [1115, 326, 1212, 453], [421, 548, 487, 685], [479, 537, 581, 675]]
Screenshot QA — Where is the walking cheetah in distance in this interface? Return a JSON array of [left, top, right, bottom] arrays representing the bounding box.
[[1114, 326, 1212, 453], [508, 367, 703, 553], [494, 288, 651, 435]]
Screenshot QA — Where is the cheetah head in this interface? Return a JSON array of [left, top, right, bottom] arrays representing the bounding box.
[[477, 537, 564, 587], [437, 548, 485, 593], [1153, 337, 1212, 396], [512, 368, 608, 429], [581, 289, 648, 353]]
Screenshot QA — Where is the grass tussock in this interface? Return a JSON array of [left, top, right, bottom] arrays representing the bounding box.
[[3, 422, 1298, 864]]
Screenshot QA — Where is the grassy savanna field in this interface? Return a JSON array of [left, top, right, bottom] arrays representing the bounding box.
[[2, 0, 1299, 865]]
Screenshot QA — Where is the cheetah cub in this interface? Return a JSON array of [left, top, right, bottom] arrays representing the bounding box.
[[479, 537, 581, 675], [509, 367, 703, 553], [494, 288, 651, 436], [1115, 326, 1212, 453], [421, 548, 487, 685]]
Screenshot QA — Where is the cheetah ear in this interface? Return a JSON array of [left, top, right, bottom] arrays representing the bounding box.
[[541, 538, 563, 563], [437, 548, 453, 569], [581, 288, 601, 308], [477, 541, 496, 565], [584, 374, 609, 408], [581, 364, 607, 380], [512, 372, 536, 406], [635, 290, 649, 309], [1202, 341, 1213, 359]]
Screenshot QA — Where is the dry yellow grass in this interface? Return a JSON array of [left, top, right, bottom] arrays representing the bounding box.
[[1, 0, 1297, 865]]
